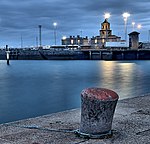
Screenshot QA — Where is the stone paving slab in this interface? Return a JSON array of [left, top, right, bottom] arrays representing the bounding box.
[[0, 94, 150, 144]]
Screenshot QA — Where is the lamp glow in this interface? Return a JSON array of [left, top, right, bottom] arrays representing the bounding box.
[[62, 36, 67, 40], [132, 22, 135, 26], [104, 13, 111, 19], [53, 22, 57, 27], [137, 24, 142, 29], [122, 12, 130, 19]]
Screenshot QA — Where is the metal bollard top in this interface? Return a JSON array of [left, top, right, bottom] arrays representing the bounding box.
[[81, 88, 119, 101]]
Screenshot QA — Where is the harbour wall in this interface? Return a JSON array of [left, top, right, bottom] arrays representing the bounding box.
[[83, 49, 150, 60], [1, 49, 150, 60]]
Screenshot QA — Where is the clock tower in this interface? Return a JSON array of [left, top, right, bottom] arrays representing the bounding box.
[[100, 19, 112, 39]]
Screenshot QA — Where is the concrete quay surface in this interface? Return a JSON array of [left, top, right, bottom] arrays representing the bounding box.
[[0, 94, 150, 144]]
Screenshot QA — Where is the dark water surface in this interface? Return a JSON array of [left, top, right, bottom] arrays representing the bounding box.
[[0, 60, 150, 124]]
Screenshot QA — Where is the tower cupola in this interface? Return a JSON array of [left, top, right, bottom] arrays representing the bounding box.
[[100, 19, 112, 39]]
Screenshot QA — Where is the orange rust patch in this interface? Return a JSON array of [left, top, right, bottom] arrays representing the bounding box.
[[81, 88, 119, 100]]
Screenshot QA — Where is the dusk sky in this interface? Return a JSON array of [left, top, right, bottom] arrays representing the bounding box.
[[0, 0, 150, 48]]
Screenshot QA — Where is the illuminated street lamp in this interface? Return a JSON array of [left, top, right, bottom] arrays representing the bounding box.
[[104, 13, 111, 19], [137, 24, 142, 30], [122, 12, 130, 45], [132, 22, 135, 31], [53, 22, 57, 45], [62, 36, 67, 40], [62, 36, 67, 45]]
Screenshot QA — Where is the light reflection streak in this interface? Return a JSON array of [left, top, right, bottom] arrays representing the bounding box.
[[99, 61, 136, 99]]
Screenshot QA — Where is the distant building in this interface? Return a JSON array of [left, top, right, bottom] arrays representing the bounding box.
[[100, 19, 121, 42], [90, 18, 122, 48], [128, 31, 140, 49], [61, 18, 124, 49], [142, 42, 150, 49], [61, 35, 89, 46]]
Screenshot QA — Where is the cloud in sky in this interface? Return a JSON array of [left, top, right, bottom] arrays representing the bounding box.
[[0, 0, 150, 47]]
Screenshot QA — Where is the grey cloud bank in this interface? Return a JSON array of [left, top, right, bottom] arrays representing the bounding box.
[[0, 0, 150, 47]]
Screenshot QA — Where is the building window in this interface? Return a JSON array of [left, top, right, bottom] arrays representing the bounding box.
[[102, 39, 105, 43], [71, 39, 74, 44], [95, 39, 97, 44], [78, 40, 80, 45]]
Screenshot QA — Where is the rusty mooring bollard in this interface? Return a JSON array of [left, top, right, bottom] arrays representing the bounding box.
[[76, 87, 119, 138]]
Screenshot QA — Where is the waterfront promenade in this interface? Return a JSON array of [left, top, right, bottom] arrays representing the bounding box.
[[0, 94, 150, 144]]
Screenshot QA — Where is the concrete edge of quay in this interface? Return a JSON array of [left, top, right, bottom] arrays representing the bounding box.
[[0, 94, 150, 144]]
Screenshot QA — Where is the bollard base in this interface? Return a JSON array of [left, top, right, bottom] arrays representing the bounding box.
[[74, 129, 113, 139]]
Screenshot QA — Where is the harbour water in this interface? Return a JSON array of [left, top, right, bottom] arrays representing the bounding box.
[[0, 60, 150, 124]]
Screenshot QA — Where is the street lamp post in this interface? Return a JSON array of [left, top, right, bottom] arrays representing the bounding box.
[[38, 25, 42, 48], [132, 22, 135, 31], [122, 12, 130, 46], [53, 22, 57, 45], [137, 24, 142, 37]]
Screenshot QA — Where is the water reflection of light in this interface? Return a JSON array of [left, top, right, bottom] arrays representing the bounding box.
[[99, 61, 136, 99]]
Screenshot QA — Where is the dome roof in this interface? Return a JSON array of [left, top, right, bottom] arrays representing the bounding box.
[[102, 19, 110, 24], [128, 31, 140, 35]]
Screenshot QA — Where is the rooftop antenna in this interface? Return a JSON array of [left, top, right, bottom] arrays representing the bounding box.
[[80, 30, 82, 37], [21, 34, 23, 48]]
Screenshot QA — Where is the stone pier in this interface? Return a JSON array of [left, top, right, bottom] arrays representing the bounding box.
[[0, 94, 150, 144]]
